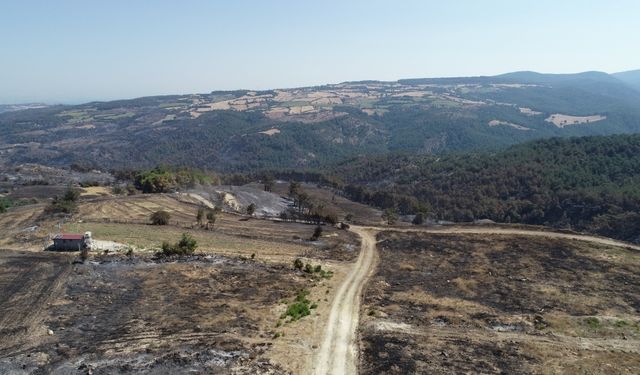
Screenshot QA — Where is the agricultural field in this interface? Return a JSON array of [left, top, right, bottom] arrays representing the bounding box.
[[359, 232, 640, 374], [545, 114, 607, 127]]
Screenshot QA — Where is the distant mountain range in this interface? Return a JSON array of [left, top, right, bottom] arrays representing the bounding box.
[[1, 69, 639, 172], [613, 69, 640, 92], [0, 103, 50, 114]]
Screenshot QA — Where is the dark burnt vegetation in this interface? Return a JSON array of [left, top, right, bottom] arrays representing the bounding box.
[[0, 248, 308, 373], [372, 232, 640, 318], [359, 231, 640, 374]]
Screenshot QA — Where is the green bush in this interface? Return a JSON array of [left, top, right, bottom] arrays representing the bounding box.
[[281, 290, 312, 321], [150, 210, 171, 225], [246, 203, 256, 216], [584, 317, 601, 329], [161, 233, 198, 256], [311, 225, 323, 241], [304, 263, 314, 273]]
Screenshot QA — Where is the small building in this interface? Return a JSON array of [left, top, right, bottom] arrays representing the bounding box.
[[52, 232, 92, 251]]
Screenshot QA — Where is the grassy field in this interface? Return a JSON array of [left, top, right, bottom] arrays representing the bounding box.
[[66, 221, 310, 259]]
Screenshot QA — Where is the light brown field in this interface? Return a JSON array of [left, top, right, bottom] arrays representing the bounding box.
[[519, 107, 543, 116], [259, 128, 281, 136], [488, 119, 531, 131], [545, 114, 607, 128]]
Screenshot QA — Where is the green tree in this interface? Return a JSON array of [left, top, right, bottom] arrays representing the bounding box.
[[263, 175, 275, 192], [150, 210, 171, 225], [247, 203, 256, 216], [196, 207, 205, 226], [311, 225, 323, 241], [206, 210, 217, 229], [412, 212, 425, 225], [381, 208, 399, 225], [45, 186, 81, 214], [288, 181, 301, 198]]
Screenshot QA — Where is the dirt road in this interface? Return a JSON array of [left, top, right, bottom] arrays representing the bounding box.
[[312, 224, 639, 375], [313, 226, 377, 375], [390, 226, 640, 251]]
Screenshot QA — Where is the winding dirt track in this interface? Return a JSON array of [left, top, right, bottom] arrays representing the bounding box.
[[311, 225, 639, 375], [313, 226, 377, 375]]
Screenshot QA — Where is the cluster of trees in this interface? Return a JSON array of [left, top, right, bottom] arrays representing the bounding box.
[[196, 206, 220, 229], [112, 166, 218, 194], [279, 182, 338, 224], [331, 135, 640, 242], [44, 187, 81, 215]]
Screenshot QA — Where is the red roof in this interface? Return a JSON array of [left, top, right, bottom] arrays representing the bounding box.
[[55, 233, 84, 240]]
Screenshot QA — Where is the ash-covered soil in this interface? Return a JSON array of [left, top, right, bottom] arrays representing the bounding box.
[[359, 232, 640, 374], [0, 251, 310, 374]]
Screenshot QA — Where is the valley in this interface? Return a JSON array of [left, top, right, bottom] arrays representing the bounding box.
[[3, 2, 640, 374]]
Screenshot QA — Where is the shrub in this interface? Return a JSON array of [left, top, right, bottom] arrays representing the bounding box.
[[161, 233, 198, 256], [79, 246, 89, 262], [304, 263, 314, 273], [44, 187, 81, 215], [247, 203, 256, 216], [150, 210, 171, 225], [412, 212, 425, 225], [311, 225, 323, 241], [382, 208, 399, 225], [323, 211, 338, 225], [281, 290, 312, 321], [196, 207, 205, 226], [293, 258, 304, 270], [584, 317, 601, 329], [205, 209, 217, 228], [111, 185, 125, 195]]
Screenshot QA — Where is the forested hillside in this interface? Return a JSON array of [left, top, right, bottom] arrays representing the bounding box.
[[330, 134, 640, 242], [1, 71, 640, 172]]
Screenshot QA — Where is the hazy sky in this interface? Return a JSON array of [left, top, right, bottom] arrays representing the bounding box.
[[1, 0, 639, 104]]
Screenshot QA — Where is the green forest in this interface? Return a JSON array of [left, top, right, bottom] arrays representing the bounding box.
[[326, 134, 640, 242]]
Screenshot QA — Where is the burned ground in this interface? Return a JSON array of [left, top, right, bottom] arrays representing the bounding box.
[[0, 251, 312, 374], [359, 232, 640, 374]]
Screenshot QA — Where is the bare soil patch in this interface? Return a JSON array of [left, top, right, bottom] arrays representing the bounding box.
[[488, 120, 531, 131], [545, 114, 607, 128]]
